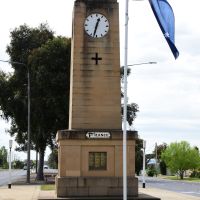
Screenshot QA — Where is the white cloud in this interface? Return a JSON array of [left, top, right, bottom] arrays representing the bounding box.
[[122, 0, 200, 153]]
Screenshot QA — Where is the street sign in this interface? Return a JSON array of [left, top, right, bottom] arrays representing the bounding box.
[[86, 132, 111, 139]]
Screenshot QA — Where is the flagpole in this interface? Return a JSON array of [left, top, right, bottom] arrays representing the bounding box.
[[123, 0, 129, 200]]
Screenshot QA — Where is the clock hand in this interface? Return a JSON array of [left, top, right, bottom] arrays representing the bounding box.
[[93, 18, 100, 37]]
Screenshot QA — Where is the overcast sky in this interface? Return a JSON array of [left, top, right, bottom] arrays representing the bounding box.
[[0, 0, 200, 160]]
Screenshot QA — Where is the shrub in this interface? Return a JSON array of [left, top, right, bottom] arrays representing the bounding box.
[[190, 171, 200, 178], [147, 166, 157, 177]]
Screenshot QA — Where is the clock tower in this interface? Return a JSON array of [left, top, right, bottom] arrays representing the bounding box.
[[56, 0, 138, 198], [68, 0, 121, 130]]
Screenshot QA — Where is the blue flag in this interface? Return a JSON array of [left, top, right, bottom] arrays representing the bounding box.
[[149, 0, 179, 59]]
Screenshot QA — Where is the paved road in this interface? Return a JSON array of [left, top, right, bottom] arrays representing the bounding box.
[[138, 176, 200, 198], [0, 169, 26, 186]]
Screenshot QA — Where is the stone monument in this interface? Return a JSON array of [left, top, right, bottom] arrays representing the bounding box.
[[56, 0, 138, 197]]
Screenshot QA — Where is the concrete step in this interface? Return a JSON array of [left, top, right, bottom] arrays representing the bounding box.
[[38, 193, 160, 200]]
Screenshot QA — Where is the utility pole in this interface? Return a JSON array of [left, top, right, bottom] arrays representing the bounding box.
[[142, 140, 146, 188], [155, 142, 158, 161], [8, 140, 13, 189], [27, 67, 31, 183], [123, 0, 129, 199], [155, 142, 158, 177]]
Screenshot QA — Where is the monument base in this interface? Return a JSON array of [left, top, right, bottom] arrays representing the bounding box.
[[56, 176, 138, 197], [56, 129, 138, 198]]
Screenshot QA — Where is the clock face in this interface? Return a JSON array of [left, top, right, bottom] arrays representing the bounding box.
[[84, 13, 109, 38]]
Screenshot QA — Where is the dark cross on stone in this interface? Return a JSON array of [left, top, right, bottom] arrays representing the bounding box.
[[91, 53, 102, 65]]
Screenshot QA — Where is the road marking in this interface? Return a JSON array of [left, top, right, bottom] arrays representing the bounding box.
[[182, 191, 200, 195]]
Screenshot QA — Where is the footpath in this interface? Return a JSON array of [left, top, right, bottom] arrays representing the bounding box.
[[139, 187, 200, 200], [1, 185, 200, 200], [0, 175, 199, 200]]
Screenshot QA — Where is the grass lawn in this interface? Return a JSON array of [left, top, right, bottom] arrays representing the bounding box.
[[40, 184, 55, 190], [162, 176, 200, 182]]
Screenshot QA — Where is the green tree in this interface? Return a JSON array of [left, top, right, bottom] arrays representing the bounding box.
[[161, 141, 200, 179], [48, 148, 58, 169], [120, 66, 139, 126], [13, 160, 24, 169], [135, 139, 143, 175], [154, 143, 167, 160], [0, 24, 70, 180], [120, 66, 131, 82], [154, 143, 167, 175], [0, 23, 54, 141], [0, 146, 8, 169], [0, 23, 54, 180], [121, 103, 139, 126], [28, 37, 71, 179]]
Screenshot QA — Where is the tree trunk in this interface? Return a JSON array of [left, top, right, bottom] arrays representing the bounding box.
[[36, 148, 45, 180], [179, 170, 184, 180], [35, 150, 38, 174], [160, 161, 167, 175]]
